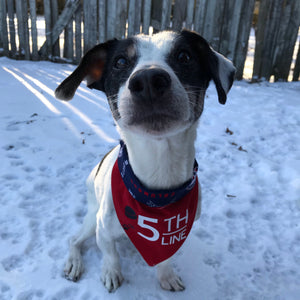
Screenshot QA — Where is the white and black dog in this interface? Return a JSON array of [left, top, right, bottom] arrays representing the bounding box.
[[55, 29, 235, 292]]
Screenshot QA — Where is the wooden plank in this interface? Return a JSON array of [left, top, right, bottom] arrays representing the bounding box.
[[134, 0, 142, 34], [234, 0, 255, 80], [83, 0, 89, 53], [172, 0, 187, 31], [225, 0, 243, 59], [39, 0, 80, 57], [0, 0, 9, 56], [194, 0, 207, 36], [7, 0, 16, 57], [98, 0, 106, 43], [253, 0, 287, 81], [142, 0, 151, 34], [15, 0, 30, 59], [89, 0, 97, 47], [128, 0, 136, 37], [106, 0, 117, 40], [16, 0, 25, 57], [219, 0, 238, 57], [29, 0, 39, 60], [116, 0, 127, 38], [293, 44, 300, 81], [272, 0, 300, 81], [75, 4, 82, 63], [160, 0, 172, 30], [252, 0, 271, 81], [22, 0, 30, 60], [185, 0, 194, 30], [204, 0, 224, 50], [260, 0, 282, 80], [63, 17, 73, 60], [51, 0, 60, 57], [151, 0, 164, 33], [43, 0, 52, 58]]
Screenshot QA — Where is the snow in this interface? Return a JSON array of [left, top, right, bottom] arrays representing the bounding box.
[[0, 56, 300, 300]]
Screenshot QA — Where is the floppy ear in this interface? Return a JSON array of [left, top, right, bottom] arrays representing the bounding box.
[[181, 30, 236, 105], [55, 40, 116, 101], [208, 50, 236, 105]]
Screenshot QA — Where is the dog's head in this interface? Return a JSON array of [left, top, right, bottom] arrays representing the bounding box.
[[55, 30, 235, 137]]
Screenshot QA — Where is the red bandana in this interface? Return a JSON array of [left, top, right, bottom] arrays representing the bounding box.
[[111, 142, 199, 266]]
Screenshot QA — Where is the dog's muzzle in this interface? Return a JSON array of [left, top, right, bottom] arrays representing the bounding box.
[[128, 66, 171, 103]]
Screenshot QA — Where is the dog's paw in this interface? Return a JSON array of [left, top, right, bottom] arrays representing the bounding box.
[[157, 264, 185, 291], [64, 249, 84, 282], [101, 267, 124, 292], [159, 273, 185, 291]]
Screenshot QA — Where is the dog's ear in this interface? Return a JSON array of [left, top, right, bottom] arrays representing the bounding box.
[[55, 40, 116, 101], [181, 30, 236, 105], [208, 50, 236, 105]]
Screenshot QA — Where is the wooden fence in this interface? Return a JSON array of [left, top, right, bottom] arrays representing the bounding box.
[[0, 0, 299, 81]]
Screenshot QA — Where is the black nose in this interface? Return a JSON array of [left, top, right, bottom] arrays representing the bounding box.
[[128, 67, 171, 101]]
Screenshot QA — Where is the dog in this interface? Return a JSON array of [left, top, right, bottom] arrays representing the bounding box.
[[55, 29, 235, 292]]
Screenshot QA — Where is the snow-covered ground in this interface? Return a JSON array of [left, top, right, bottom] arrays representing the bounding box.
[[0, 57, 300, 300]]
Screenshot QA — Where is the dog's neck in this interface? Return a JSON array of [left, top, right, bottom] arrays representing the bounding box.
[[119, 122, 198, 190]]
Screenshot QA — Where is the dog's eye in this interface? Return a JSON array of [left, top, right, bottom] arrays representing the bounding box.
[[177, 51, 191, 64], [115, 57, 129, 69]]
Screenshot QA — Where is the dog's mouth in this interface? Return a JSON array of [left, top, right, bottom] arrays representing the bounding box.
[[121, 109, 190, 137], [129, 111, 177, 125]]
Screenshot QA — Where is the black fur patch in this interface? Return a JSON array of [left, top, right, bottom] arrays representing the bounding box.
[[89, 38, 138, 120], [168, 30, 231, 106]]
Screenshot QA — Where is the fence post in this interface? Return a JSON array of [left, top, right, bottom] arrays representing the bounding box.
[[233, 0, 255, 80], [39, 0, 80, 57], [106, 0, 117, 40], [218, 0, 242, 58], [63, 17, 73, 60], [203, 0, 225, 50], [98, 0, 106, 43], [172, 0, 187, 31], [75, 4, 82, 63], [16, 0, 30, 60], [293, 45, 300, 81], [253, 0, 300, 81], [272, 0, 300, 81], [29, 0, 38, 60], [89, 0, 97, 48], [116, 0, 127, 39], [194, 0, 207, 36], [43, 0, 52, 58], [134, 0, 142, 35], [51, 0, 60, 58], [84, 0, 98, 52], [160, 0, 172, 30], [128, 0, 136, 36], [7, 0, 17, 58], [0, 0, 8, 56], [252, 0, 282, 81], [142, 0, 151, 34], [151, 0, 161, 32], [185, 0, 195, 30]]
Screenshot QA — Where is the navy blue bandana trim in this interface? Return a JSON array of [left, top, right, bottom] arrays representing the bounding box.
[[117, 141, 198, 208]]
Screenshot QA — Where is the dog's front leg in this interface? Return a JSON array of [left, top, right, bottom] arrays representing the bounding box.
[[157, 258, 185, 291], [64, 188, 98, 281], [96, 225, 123, 292]]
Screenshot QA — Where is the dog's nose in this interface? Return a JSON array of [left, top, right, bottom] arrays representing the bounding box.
[[128, 68, 171, 101]]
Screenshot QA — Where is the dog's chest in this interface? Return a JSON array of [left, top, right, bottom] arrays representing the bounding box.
[[110, 143, 199, 266]]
